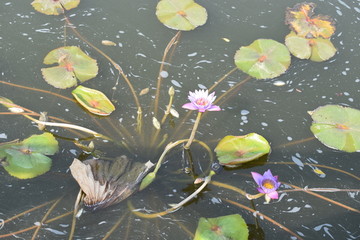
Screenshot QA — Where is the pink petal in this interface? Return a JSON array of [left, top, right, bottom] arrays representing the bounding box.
[[267, 191, 279, 199], [182, 103, 198, 110], [251, 172, 263, 186], [207, 105, 221, 111]]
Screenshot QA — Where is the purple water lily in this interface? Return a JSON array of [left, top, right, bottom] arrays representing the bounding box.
[[182, 89, 221, 112], [251, 169, 280, 203]]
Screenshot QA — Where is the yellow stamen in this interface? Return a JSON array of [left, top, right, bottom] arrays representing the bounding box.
[[262, 179, 275, 189]]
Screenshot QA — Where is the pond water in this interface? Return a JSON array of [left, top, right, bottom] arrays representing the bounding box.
[[0, 0, 359, 239]]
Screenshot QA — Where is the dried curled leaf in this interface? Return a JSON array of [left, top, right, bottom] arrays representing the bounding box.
[[285, 2, 335, 39]]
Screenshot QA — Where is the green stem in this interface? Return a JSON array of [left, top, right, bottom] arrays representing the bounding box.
[[184, 112, 202, 149]]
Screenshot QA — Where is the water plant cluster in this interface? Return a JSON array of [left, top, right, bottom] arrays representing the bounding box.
[[0, 0, 359, 239]]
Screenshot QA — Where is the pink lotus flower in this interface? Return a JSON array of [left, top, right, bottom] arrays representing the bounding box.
[[251, 169, 280, 203], [182, 89, 221, 112]]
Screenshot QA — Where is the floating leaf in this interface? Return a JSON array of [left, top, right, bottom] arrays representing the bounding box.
[[31, 0, 80, 15], [156, 0, 208, 31], [42, 46, 98, 89], [0, 133, 58, 179], [234, 39, 291, 79], [194, 214, 248, 240], [285, 2, 335, 39], [309, 105, 360, 152], [215, 133, 271, 167], [72, 85, 115, 116], [285, 31, 336, 62]]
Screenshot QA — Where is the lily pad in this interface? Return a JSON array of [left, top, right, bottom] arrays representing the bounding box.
[[194, 214, 248, 240], [285, 2, 335, 39], [285, 31, 337, 62], [0, 133, 59, 179], [234, 39, 291, 79], [72, 85, 115, 116], [156, 0, 208, 31], [309, 105, 360, 152], [41, 46, 98, 89], [31, 0, 80, 15], [215, 133, 271, 167]]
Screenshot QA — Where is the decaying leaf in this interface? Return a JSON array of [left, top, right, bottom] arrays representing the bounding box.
[[101, 40, 117, 46], [285, 2, 336, 39], [152, 117, 161, 130], [139, 88, 150, 96], [70, 156, 154, 210]]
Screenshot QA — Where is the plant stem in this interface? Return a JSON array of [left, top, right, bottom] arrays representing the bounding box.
[[184, 112, 202, 149]]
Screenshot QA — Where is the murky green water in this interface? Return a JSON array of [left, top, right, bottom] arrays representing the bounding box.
[[1, 0, 359, 239]]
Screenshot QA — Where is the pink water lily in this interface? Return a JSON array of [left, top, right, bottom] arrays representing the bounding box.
[[182, 89, 221, 112], [251, 169, 281, 203]]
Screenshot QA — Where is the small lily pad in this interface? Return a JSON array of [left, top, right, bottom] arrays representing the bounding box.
[[285, 2, 335, 39], [309, 105, 360, 152], [42, 46, 98, 89], [194, 214, 248, 240], [72, 85, 115, 116], [31, 0, 80, 15], [0, 133, 59, 179], [234, 39, 291, 79], [156, 0, 208, 31], [285, 31, 336, 62], [215, 133, 271, 167]]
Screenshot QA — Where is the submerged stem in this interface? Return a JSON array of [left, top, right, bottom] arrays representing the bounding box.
[[184, 112, 202, 149]]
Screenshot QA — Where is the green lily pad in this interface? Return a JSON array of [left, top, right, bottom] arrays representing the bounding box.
[[0, 133, 59, 179], [309, 105, 360, 152], [41, 46, 98, 89], [156, 0, 208, 31], [215, 133, 271, 167], [72, 85, 115, 116], [234, 39, 291, 79], [31, 0, 80, 15], [285, 2, 335, 39], [285, 31, 336, 62], [194, 214, 248, 240]]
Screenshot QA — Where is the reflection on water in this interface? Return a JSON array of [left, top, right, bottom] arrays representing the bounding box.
[[1, 0, 359, 239]]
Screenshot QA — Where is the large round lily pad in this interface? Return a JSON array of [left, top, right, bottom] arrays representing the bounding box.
[[31, 0, 80, 15], [72, 85, 115, 116], [41, 46, 98, 89], [234, 39, 291, 79], [0, 133, 59, 179], [285, 2, 335, 39], [194, 214, 248, 240], [156, 0, 208, 31], [214, 133, 271, 167], [309, 105, 360, 152], [285, 31, 336, 62]]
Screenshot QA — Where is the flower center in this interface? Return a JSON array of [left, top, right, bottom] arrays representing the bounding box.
[[195, 98, 208, 106], [262, 179, 275, 190]]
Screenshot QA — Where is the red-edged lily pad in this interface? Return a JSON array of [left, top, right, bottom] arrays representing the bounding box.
[[309, 105, 360, 152], [215, 133, 271, 167], [234, 39, 291, 79], [194, 214, 248, 240], [0, 133, 59, 179], [156, 0, 208, 31], [285, 2, 335, 39], [285, 31, 337, 62], [72, 85, 115, 116], [31, 0, 80, 15], [41, 46, 98, 89]]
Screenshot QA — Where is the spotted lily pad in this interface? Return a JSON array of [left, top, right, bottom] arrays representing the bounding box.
[[215, 133, 271, 167], [42, 46, 98, 89], [156, 0, 208, 31], [234, 39, 291, 79], [194, 214, 248, 240], [72, 85, 115, 116], [285, 2, 335, 39], [0, 133, 59, 179], [285, 31, 337, 62], [309, 105, 360, 152], [31, 0, 80, 15]]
